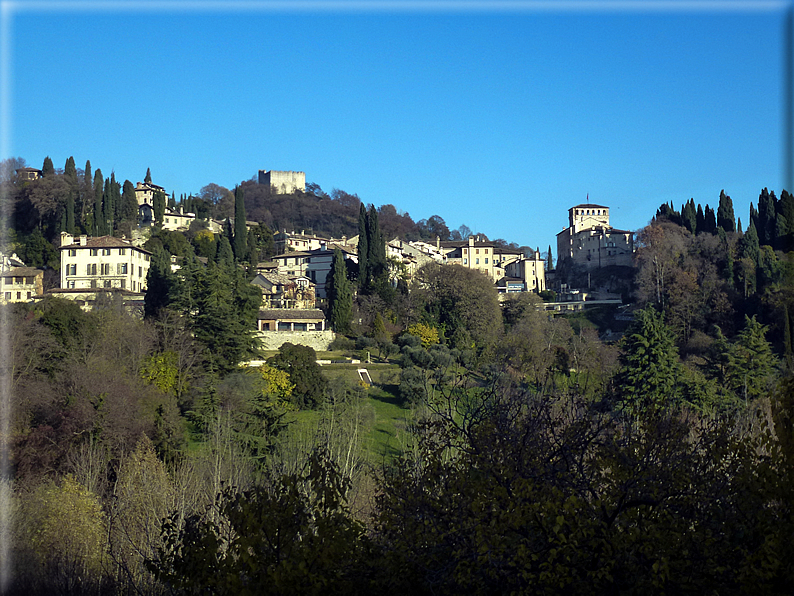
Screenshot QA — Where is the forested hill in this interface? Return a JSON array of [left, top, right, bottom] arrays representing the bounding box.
[[236, 179, 519, 247]]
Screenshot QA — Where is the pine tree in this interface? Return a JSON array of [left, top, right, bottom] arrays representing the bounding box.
[[145, 167, 152, 184], [726, 315, 778, 401], [615, 307, 681, 415], [41, 156, 54, 177], [327, 248, 353, 333], [233, 185, 247, 262], [717, 189, 736, 233]]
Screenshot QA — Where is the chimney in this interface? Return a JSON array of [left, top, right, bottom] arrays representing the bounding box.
[[79, 235, 88, 246], [436, 235, 440, 250], [60, 231, 73, 247]]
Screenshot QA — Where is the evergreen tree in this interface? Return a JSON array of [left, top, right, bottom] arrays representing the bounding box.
[[780, 189, 794, 250], [233, 185, 247, 262], [144, 247, 178, 320], [546, 245, 553, 271], [758, 188, 777, 246], [737, 217, 743, 234], [681, 199, 697, 234], [110, 171, 122, 222], [357, 203, 369, 288], [121, 180, 139, 223], [93, 168, 104, 236], [367, 204, 386, 283], [216, 234, 234, 267], [750, 202, 759, 232], [66, 194, 75, 235], [696, 204, 705, 234], [145, 167, 152, 184], [726, 315, 778, 401], [102, 178, 114, 233], [64, 156, 77, 186], [717, 189, 736, 233], [327, 248, 353, 333], [615, 307, 681, 415], [190, 261, 262, 375], [81, 160, 92, 230], [169, 191, 176, 209], [153, 190, 166, 226], [41, 156, 54, 177], [704, 205, 717, 233]]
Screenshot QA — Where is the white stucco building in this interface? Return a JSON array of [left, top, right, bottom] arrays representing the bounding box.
[[59, 232, 152, 293]]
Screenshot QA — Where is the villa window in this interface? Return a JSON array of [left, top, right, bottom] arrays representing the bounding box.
[[101, 263, 111, 275], [102, 248, 111, 256], [67, 264, 77, 275], [68, 249, 77, 256], [118, 263, 128, 274], [119, 249, 126, 256], [90, 249, 98, 256], [87, 263, 97, 275]]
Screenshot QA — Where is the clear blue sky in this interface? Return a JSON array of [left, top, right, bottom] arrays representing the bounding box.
[[1, 1, 790, 250]]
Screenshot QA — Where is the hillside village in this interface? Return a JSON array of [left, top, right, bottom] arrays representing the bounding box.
[[2, 156, 794, 595], [2, 163, 636, 352]]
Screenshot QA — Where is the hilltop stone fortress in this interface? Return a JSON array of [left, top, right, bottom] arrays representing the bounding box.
[[258, 170, 306, 194]]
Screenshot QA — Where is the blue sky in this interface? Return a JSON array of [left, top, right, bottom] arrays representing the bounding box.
[[1, 1, 790, 250]]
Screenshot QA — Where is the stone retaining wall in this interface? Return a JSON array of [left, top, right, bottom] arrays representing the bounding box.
[[256, 330, 336, 351]]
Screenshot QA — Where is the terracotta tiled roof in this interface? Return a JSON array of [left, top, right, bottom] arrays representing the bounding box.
[[0, 267, 42, 277], [60, 235, 151, 252], [258, 308, 325, 320]]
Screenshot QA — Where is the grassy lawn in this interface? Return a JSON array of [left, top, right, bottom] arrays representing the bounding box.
[[282, 362, 410, 464]]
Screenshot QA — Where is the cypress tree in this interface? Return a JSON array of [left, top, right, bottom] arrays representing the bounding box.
[[66, 194, 75, 235], [758, 188, 777, 246], [704, 205, 717, 234], [81, 160, 92, 230], [367, 204, 385, 282], [327, 248, 353, 333], [169, 192, 176, 209], [41, 156, 54, 177], [144, 247, 177, 319], [233, 185, 247, 262], [93, 168, 104, 236], [103, 178, 114, 233], [64, 156, 77, 186], [357, 203, 368, 288], [546, 245, 553, 271], [717, 189, 736, 233], [216, 234, 234, 267], [121, 180, 139, 223], [737, 217, 743, 234], [145, 167, 152, 184], [111, 171, 122, 222], [682, 199, 697, 233], [696, 204, 705, 233], [153, 190, 166, 226]]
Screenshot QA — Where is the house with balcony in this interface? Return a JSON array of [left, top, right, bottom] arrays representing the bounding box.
[[1, 267, 44, 304]]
